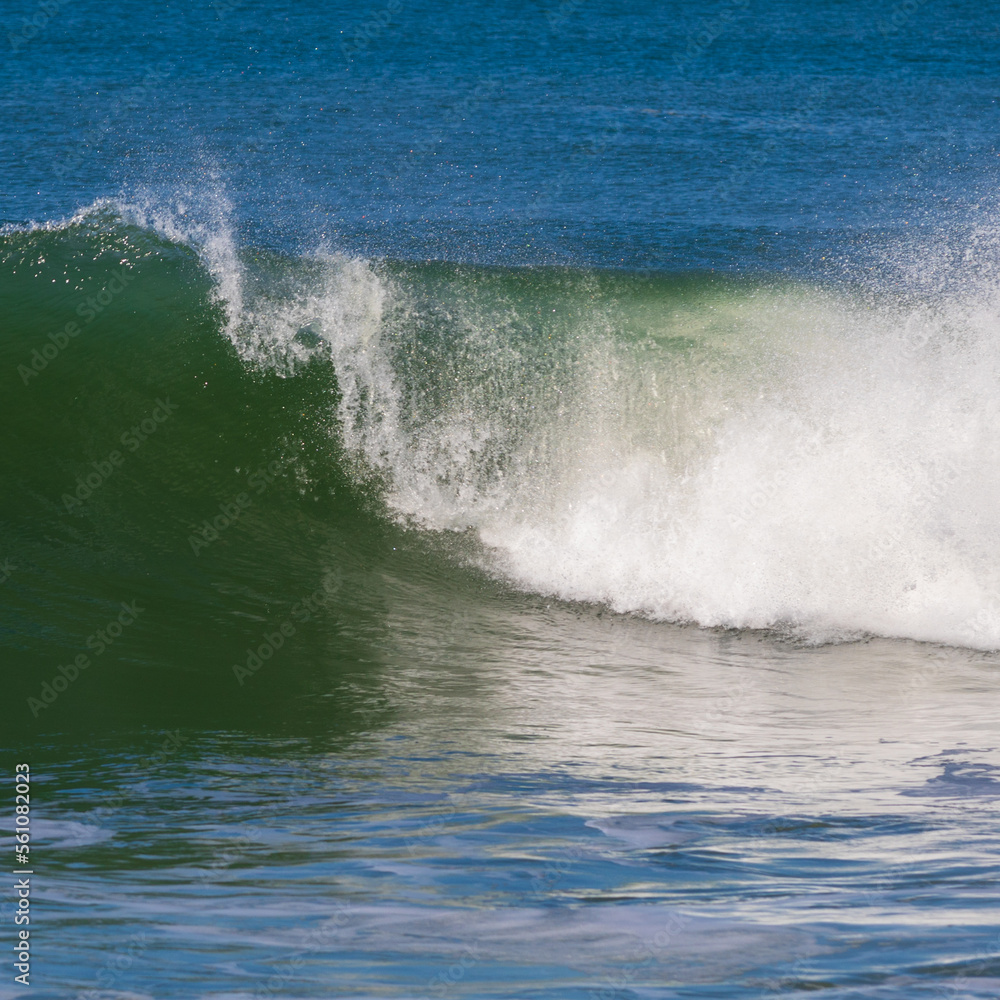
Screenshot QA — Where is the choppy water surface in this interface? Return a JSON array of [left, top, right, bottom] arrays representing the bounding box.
[[18, 622, 1000, 999]]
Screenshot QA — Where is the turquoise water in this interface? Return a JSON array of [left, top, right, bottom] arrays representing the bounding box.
[[3, 1, 1000, 997]]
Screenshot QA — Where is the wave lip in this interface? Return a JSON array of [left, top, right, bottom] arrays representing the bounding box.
[[5, 194, 1000, 650]]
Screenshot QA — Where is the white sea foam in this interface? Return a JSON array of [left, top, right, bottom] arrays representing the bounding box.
[[85, 189, 1000, 649], [322, 267, 1000, 650]]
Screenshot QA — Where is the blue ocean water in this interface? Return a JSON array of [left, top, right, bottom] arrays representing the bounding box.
[[4, 0, 1000, 270], [3, 1, 1000, 998]]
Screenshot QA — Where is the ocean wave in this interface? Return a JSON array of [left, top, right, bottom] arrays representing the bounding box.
[[4, 194, 1000, 649]]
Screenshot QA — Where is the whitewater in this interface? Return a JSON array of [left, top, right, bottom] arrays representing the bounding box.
[[27, 194, 1000, 650]]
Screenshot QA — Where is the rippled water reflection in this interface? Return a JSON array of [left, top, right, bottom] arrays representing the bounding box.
[[15, 605, 1000, 999]]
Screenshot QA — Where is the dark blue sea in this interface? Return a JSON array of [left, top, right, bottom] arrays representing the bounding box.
[[3, 1, 1000, 997]]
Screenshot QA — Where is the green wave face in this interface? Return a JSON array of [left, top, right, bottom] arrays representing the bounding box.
[[0, 212, 378, 734], [3, 205, 1000, 734]]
